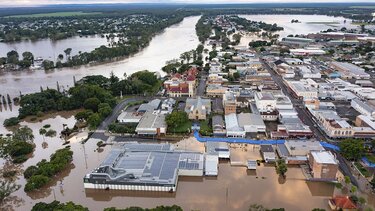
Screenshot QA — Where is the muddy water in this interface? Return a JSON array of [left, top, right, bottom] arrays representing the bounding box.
[[0, 35, 109, 60], [0, 16, 201, 97], [1, 114, 375, 211]]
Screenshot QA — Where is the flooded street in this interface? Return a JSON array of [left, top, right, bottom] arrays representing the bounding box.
[[0, 16, 201, 97]]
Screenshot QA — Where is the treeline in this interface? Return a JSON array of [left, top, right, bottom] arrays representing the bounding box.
[[31, 201, 183, 211], [228, 15, 284, 32], [24, 148, 73, 192], [9, 70, 160, 128], [195, 16, 213, 43]]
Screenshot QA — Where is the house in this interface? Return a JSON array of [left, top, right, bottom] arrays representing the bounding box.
[[185, 97, 211, 120], [212, 115, 226, 136], [308, 151, 338, 181], [260, 145, 276, 163], [223, 91, 237, 114], [328, 196, 357, 211], [281, 37, 314, 47], [160, 98, 176, 114], [135, 111, 167, 136], [247, 160, 257, 170]]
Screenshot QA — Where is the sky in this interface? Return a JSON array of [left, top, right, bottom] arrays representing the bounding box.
[[1, 0, 375, 6]]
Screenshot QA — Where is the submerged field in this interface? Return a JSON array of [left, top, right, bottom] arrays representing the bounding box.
[[6, 11, 102, 18]]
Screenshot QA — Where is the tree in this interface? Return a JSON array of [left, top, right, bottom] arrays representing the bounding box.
[[344, 175, 351, 185], [3, 117, 20, 127], [13, 126, 34, 142], [64, 48, 72, 59], [83, 97, 101, 112], [98, 103, 112, 118], [0, 180, 20, 203], [275, 159, 288, 177], [58, 54, 64, 61], [165, 111, 189, 130], [311, 209, 326, 211], [339, 139, 365, 161], [22, 51, 34, 64], [32, 201, 89, 211], [42, 60, 54, 70], [87, 113, 101, 130], [249, 204, 266, 211], [6, 50, 19, 64]]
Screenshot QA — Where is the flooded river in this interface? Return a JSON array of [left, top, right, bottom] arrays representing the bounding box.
[[0, 16, 200, 97], [0, 35, 109, 60]]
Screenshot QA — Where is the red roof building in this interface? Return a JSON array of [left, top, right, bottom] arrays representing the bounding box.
[[328, 196, 357, 211]]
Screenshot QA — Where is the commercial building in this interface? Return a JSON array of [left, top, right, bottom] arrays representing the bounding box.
[[238, 113, 266, 133], [225, 113, 245, 137], [351, 98, 375, 118], [117, 112, 143, 124], [206, 84, 228, 97], [135, 111, 167, 135], [206, 142, 230, 159], [164, 68, 197, 97], [281, 37, 314, 47], [260, 145, 276, 163], [276, 140, 324, 164], [223, 91, 237, 115], [313, 110, 354, 138], [290, 48, 326, 56], [204, 155, 219, 176], [212, 115, 226, 136], [254, 92, 276, 112], [330, 62, 370, 79], [84, 143, 205, 192], [308, 151, 338, 181], [286, 80, 318, 99]]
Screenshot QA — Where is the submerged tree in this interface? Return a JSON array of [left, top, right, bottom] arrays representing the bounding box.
[[275, 159, 288, 178], [0, 180, 20, 203]]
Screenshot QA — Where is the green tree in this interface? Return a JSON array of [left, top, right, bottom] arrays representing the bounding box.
[[64, 48, 72, 59], [98, 103, 112, 118], [311, 209, 326, 211], [0, 180, 20, 203], [13, 126, 34, 142], [6, 50, 19, 64], [42, 60, 54, 70], [165, 111, 189, 130], [3, 117, 20, 127], [87, 113, 101, 130], [83, 97, 101, 112], [32, 201, 89, 211], [275, 159, 288, 177], [339, 139, 365, 161]]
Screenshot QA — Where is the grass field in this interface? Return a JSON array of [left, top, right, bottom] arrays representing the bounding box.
[[6, 11, 102, 18]]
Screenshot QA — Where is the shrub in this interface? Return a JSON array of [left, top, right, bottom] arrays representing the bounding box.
[[3, 170, 17, 178], [3, 117, 20, 127]]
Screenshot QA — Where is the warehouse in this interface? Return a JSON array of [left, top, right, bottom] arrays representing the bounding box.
[[84, 143, 205, 192]]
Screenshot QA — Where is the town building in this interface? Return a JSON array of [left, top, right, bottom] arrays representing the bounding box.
[[135, 111, 167, 136], [313, 110, 354, 138], [206, 84, 227, 97], [277, 140, 324, 164], [225, 113, 246, 137], [212, 115, 226, 136], [328, 196, 357, 211], [351, 98, 375, 118], [206, 142, 230, 159], [280, 37, 314, 47], [308, 151, 338, 181], [185, 97, 211, 120], [84, 143, 205, 192], [223, 91, 237, 114], [238, 113, 266, 133], [330, 62, 370, 79], [260, 145, 276, 163], [163, 68, 197, 97]]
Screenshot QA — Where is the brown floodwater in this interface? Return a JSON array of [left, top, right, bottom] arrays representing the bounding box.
[[1, 108, 375, 210]]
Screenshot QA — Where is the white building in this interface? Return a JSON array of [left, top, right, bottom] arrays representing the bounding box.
[[351, 98, 375, 118], [205, 155, 219, 176], [254, 92, 276, 112], [225, 113, 245, 137], [135, 111, 167, 135]]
